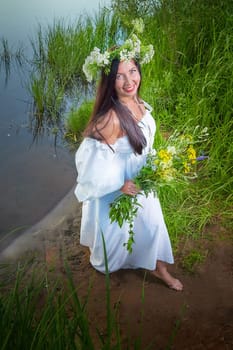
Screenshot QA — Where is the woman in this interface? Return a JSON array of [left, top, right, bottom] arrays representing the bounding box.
[[74, 38, 183, 291]]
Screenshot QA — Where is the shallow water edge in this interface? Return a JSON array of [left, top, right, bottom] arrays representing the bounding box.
[[0, 186, 81, 261]]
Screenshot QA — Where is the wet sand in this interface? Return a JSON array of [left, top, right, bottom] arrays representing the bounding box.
[[0, 186, 81, 261]]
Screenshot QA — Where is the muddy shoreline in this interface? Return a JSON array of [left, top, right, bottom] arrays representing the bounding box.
[[0, 186, 81, 262]]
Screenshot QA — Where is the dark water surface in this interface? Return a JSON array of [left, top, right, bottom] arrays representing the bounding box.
[[0, 0, 110, 249], [0, 67, 77, 249]]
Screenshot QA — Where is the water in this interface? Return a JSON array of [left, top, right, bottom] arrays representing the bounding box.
[[0, 0, 110, 249], [0, 0, 109, 46]]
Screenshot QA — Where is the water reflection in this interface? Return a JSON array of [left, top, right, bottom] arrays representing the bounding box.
[[0, 64, 77, 249]]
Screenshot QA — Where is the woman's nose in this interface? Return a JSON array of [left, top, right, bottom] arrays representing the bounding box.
[[123, 74, 131, 84]]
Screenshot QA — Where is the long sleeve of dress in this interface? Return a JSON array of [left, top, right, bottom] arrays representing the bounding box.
[[74, 138, 126, 201]]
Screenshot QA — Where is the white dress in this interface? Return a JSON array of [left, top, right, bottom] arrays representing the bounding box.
[[74, 103, 174, 273]]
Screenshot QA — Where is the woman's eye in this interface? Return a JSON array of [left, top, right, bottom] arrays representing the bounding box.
[[130, 69, 137, 74], [116, 74, 122, 80]]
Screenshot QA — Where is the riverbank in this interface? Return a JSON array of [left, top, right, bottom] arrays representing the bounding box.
[[0, 186, 81, 262]]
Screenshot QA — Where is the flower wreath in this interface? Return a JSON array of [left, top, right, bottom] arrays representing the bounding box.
[[82, 18, 155, 82]]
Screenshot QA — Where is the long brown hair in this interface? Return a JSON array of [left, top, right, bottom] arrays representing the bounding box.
[[83, 59, 147, 154]]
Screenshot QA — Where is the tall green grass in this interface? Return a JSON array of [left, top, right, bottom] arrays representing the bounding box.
[[0, 237, 158, 349], [109, 0, 233, 243], [28, 8, 123, 135], [0, 262, 94, 349], [64, 100, 94, 147], [0, 260, 113, 349]]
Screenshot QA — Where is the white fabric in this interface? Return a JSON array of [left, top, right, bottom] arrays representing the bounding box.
[[74, 104, 174, 273]]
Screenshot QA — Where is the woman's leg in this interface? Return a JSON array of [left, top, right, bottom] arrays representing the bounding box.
[[152, 260, 183, 291]]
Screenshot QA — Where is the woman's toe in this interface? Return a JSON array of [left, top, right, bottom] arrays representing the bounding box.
[[168, 278, 183, 291]]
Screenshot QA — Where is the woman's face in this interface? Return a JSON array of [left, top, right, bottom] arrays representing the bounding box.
[[114, 60, 141, 100]]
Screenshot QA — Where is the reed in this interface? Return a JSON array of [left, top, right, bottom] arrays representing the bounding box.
[[28, 8, 122, 134], [0, 38, 25, 83], [0, 247, 157, 349], [0, 38, 11, 72], [64, 100, 94, 146], [0, 259, 113, 349]]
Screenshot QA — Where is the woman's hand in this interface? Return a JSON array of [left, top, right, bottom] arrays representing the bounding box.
[[120, 180, 140, 196]]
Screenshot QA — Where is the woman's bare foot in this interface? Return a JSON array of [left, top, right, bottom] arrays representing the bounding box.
[[151, 261, 183, 291], [152, 270, 183, 291]]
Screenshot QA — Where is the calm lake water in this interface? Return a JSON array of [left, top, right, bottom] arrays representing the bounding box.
[[0, 0, 110, 249]]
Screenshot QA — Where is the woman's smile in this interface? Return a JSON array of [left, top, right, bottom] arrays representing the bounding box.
[[124, 85, 136, 93]]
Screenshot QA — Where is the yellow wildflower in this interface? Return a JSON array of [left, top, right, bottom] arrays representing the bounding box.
[[158, 149, 172, 163], [183, 161, 190, 173], [187, 146, 196, 164]]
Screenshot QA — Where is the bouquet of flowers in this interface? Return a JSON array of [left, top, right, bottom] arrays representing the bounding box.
[[109, 126, 209, 253]]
